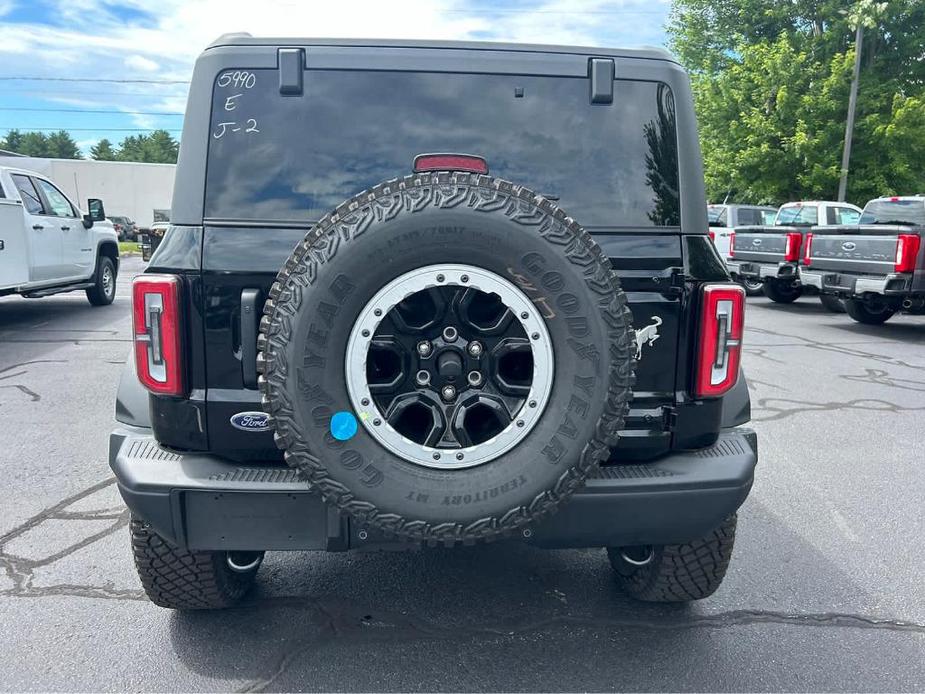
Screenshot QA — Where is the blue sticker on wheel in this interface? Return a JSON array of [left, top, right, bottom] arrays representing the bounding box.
[[330, 411, 359, 441]]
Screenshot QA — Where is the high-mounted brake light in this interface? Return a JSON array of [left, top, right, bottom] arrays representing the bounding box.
[[413, 153, 489, 174], [784, 232, 802, 262], [132, 274, 184, 396], [728, 231, 736, 258], [803, 232, 813, 266], [895, 234, 921, 273], [695, 284, 745, 398]]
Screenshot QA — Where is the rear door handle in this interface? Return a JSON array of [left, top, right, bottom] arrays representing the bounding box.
[[32, 224, 44, 230], [61, 225, 71, 231]]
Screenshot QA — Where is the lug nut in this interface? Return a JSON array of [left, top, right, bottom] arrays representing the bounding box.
[[441, 385, 457, 401], [467, 371, 483, 387], [415, 370, 431, 386], [467, 341, 483, 357], [417, 340, 432, 357], [442, 326, 458, 342]]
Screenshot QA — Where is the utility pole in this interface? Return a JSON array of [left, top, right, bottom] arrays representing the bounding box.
[[838, 23, 864, 202]]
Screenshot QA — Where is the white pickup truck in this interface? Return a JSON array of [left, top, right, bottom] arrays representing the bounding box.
[[0, 165, 119, 305]]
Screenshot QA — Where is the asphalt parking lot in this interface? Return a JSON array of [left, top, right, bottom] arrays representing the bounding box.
[[1, 255, 923, 692]]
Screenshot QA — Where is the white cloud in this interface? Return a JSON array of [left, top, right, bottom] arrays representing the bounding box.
[[0, 0, 670, 141], [125, 54, 160, 72]]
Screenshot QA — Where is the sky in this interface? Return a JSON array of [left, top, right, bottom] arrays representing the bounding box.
[[0, 0, 672, 156]]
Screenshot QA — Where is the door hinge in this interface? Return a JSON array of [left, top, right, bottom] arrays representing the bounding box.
[[661, 405, 678, 429], [665, 267, 685, 298]]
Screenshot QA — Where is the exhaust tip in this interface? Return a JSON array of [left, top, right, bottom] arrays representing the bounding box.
[[619, 546, 655, 567], [226, 551, 264, 573]]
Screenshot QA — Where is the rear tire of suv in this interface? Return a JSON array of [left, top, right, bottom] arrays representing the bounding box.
[[844, 297, 897, 325], [86, 256, 116, 306], [739, 278, 764, 297], [130, 517, 262, 609], [819, 294, 846, 313], [762, 279, 802, 304], [607, 515, 737, 602]]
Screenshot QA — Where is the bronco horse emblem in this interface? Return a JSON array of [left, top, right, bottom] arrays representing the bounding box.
[[634, 316, 663, 360]]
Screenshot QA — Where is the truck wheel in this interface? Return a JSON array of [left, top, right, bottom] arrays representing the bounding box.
[[607, 515, 737, 602], [738, 278, 764, 297], [844, 297, 897, 325], [761, 279, 802, 304], [130, 517, 262, 609], [259, 172, 635, 544], [86, 256, 116, 306], [819, 294, 846, 313]]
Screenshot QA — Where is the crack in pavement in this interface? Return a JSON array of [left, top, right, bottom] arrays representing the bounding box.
[[0, 478, 144, 602], [0, 383, 41, 401], [748, 326, 925, 371], [841, 368, 925, 393], [746, 377, 786, 392], [0, 360, 67, 378], [752, 396, 925, 422], [233, 598, 925, 692]]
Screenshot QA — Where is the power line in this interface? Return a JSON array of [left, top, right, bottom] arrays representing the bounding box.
[[1, 126, 182, 132], [0, 76, 190, 84], [0, 106, 183, 116]]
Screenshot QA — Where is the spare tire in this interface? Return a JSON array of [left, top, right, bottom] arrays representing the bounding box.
[[257, 172, 634, 543]]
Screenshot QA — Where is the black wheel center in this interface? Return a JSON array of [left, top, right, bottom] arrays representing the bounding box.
[[364, 284, 535, 449]]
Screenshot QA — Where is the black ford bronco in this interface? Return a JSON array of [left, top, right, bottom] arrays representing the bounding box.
[[110, 37, 758, 609]]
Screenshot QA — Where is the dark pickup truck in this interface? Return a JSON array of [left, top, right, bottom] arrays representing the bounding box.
[[801, 196, 925, 324], [110, 36, 757, 610], [726, 201, 861, 309]]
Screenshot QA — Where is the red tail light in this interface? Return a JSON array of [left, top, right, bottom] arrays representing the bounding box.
[[803, 232, 813, 266], [784, 232, 802, 262], [894, 234, 920, 273], [413, 153, 488, 174], [728, 231, 736, 258], [708, 230, 716, 242], [695, 284, 745, 398], [132, 275, 185, 396]]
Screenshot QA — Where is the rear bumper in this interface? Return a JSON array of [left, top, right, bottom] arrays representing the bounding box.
[[726, 260, 798, 281], [109, 426, 758, 551], [801, 269, 914, 297]]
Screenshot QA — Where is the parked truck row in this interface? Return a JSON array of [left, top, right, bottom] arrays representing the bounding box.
[[712, 196, 924, 325]]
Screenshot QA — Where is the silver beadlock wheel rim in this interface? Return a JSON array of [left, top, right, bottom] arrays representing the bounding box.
[[345, 264, 554, 470]]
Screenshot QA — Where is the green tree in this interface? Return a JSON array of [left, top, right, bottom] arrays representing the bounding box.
[[45, 130, 81, 159], [1, 129, 79, 158], [89, 138, 117, 160], [115, 130, 179, 163], [669, 0, 925, 205]]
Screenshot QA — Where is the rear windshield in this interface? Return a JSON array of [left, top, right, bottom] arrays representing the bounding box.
[[737, 207, 775, 226], [859, 199, 925, 226], [776, 205, 818, 226], [204, 70, 681, 227]]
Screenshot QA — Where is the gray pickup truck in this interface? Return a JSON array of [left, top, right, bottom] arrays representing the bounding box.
[[727, 201, 861, 310], [801, 196, 925, 324]]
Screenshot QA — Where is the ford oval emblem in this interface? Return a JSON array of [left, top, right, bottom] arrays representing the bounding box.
[[230, 411, 272, 432], [752, 238, 762, 246], [842, 241, 857, 251]]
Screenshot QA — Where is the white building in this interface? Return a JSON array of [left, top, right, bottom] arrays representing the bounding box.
[[0, 156, 175, 228]]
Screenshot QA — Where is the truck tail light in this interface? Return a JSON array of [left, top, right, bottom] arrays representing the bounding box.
[[894, 234, 920, 273], [728, 231, 735, 258], [695, 284, 745, 398], [708, 230, 715, 242], [784, 232, 802, 262], [803, 232, 813, 266], [133, 274, 185, 396]]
